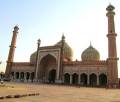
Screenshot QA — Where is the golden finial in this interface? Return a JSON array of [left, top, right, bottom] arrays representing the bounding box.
[[62, 33, 65, 41], [90, 41, 92, 47]]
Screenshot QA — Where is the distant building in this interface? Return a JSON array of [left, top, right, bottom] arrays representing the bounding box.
[[5, 4, 119, 87]]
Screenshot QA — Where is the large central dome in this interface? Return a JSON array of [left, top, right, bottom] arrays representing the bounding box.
[[55, 39, 73, 61], [30, 35, 73, 63], [81, 44, 100, 61]]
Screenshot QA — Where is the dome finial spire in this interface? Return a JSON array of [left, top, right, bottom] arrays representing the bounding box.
[[109, 2, 111, 5], [55, 33, 73, 60], [90, 41, 92, 47], [62, 33, 65, 42]]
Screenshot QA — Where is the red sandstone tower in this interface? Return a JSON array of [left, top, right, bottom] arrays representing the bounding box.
[[106, 4, 119, 86], [5, 26, 19, 80]]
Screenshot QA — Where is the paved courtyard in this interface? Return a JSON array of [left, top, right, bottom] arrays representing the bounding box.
[[0, 82, 120, 102]]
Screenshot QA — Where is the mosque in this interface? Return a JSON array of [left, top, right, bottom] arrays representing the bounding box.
[[5, 4, 119, 87]]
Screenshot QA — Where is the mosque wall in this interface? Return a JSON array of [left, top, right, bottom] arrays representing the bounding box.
[[11, 64, 35, 72], [64, 64, 107, 75]]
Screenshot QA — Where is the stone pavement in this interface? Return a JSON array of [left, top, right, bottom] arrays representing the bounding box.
[[0, 82, 120, 102]]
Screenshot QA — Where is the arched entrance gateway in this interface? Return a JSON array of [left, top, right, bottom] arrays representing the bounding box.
[[80, 73, 87, 86], [90, 73, 97, 86], [39, 54, 57, 83], [64, 73, 70, 84], [99, 74, 107, 86]]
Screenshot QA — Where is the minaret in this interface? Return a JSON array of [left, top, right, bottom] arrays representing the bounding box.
[[5, 26, 19, 80], [106, 4, 119, 87], [35, 39, 41, 81], [59, 35, 65, 81]]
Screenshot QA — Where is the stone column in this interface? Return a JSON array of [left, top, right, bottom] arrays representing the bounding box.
[[97, 75, 99, 86], [11, 73, 14, 81], [78, 74, 81, 84], [29, 73, 31, 82], [24, 73, 27, 82], [70, 75, 72, 84], [87, 74, 89, 86]]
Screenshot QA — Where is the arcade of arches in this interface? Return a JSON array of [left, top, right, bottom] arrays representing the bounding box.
[[11, 71, 107, 86], [64, 73, 107, 86], [11, 72, 35, 82], [10, 52, 108, 87]]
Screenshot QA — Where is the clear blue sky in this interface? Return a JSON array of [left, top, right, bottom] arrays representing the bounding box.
[[0, 0, 120, 76]]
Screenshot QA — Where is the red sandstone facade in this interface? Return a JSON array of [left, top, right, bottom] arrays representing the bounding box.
[[5, 4, 119, 87], [5, 26, 19, 80], [106, 4, 119, 86]]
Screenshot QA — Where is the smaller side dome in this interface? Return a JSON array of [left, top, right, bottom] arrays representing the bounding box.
[[81, 44, 100, 61], [30, 51, 37, 64]]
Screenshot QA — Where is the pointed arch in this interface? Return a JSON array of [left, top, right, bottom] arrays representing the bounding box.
[[89, 73, 97, 86], [15, 72, 19, 79], [38, 54, 57, 81], [30, 72, 35, 81], [26, 72, 30, 80], [99, 73, 107, 86], [80, 73, 88, 86], [72, 73, 78, 84], [64, 73, 70, 84]]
